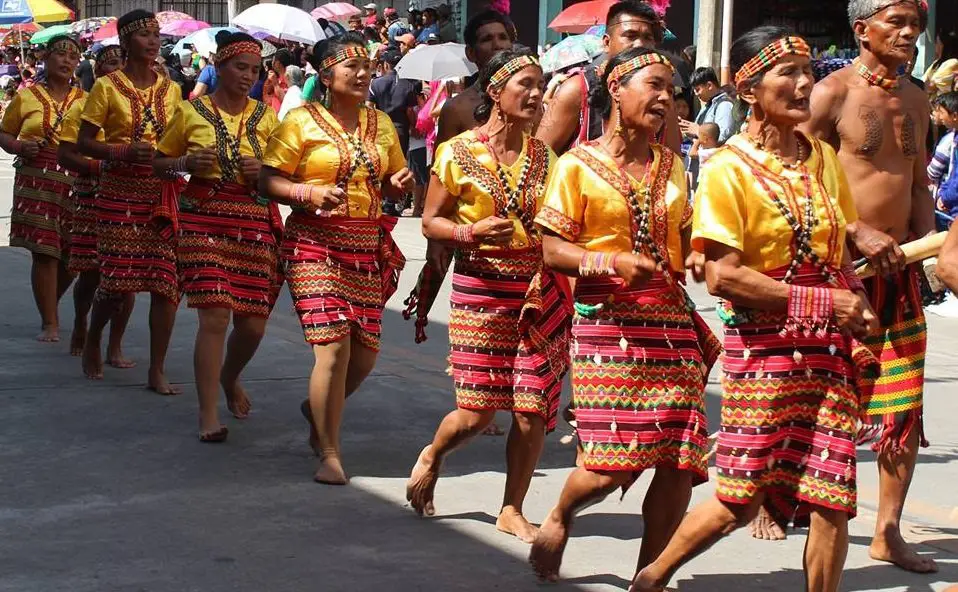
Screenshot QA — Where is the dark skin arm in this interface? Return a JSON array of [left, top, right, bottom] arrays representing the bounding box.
[[152, 148, 217, 180], [534, 76, 582, 152], [540, 230, 658, 288], [935, 227, 958, 293], [801, 76, 844, 151], [77, 120, 153, 164], [434, 96, 464, 146], [422, 174, 514, 246], [908, 95, 936, 238], [57, 140, 97, 175], [0, 131, 38, 159]]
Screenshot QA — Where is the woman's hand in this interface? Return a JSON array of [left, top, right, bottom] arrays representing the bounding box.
[[128, 142, 155, 164], [390, 167, 416, 194], [614, 252, 659, 288], [832, 288, 878, 340], [309, 186, 345, 212], [187, 149, 217, 173], [472, 216, 514, 246], [685, 250, 706, 283], [17, 140, 40, 159], [239, 156, 261, 183]]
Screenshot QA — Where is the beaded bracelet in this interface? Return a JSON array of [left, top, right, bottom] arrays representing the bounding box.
[[289, 183, 314, 206], [452, 224, 475, 245], [841, 262, 865, 293], [108, 144, 130, 163], [578, 251, 619, 278], [785, 284, 834, 337], [88, 159, 102, 176]]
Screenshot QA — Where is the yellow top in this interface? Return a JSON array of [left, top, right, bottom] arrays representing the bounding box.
[[262, 103, 404, 219], [692, 133, 857, 273], [924, 58, 958, 100], [157, 97, 279, 183], [0, 85, 86, 147], [81, 70, 182, 146], [536, 142, 690, 273], [432, 130, 556, 251], [60, 97, 105, 144]]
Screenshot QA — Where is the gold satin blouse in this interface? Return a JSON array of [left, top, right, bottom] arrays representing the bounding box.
[[536, 142, 690, 273], [157, 97, 279, 183], [692, 132, 858, 273], [262, 103, 405, 219], [81, 70, 182, 146], [60, 97, 105, 144], [432, 130, 557, 251], [1, 85, 85, 147]]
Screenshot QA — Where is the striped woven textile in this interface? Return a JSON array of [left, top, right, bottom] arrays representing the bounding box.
[[858, 263, 928, 452], [715, 264, 861, 523], [449, 249, 570, 432], [95, 164, 179, 302], [177, 179, 284, 318], [67, 175, 99, 273], [283, 212, 405, 351], [573, 273, 718, 480], [9, 147, 76, 260]]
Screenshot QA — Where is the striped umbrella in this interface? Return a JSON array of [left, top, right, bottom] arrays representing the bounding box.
[[0, 0, 73, 26]]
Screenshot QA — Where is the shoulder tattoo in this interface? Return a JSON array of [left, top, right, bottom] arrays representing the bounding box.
[[855, 107, 882, 157], [901, 112, 918, 158]]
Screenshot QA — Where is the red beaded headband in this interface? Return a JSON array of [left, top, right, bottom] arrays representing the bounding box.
[[320, 45, 369, 71], [607, 52, 674, 85], [734, 36, 810, 85], [216, 41, 261, 64], [487, 55, 539, 91], [119, 17, 159, 39]]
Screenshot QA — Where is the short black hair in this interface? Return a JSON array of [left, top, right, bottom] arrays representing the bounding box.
[[464, 9, 514, 49], [606, 1, 663, 43], [689, 66, 719, 87], [214, 30, 260, 59], [935, 91, 958, 116], [423, 8, 438, 19], [273, 48, 293, 68], [699, 122, 720, 139], [381, 49, 402, 67]]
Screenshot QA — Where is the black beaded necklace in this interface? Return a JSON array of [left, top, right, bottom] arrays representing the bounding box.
[[475, 129, 537, 236], [597, 142, 662, 266]]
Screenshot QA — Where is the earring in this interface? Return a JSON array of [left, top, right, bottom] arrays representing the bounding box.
[[612, 100, 623, 136], [322, 87, 331, 109], [496, 102, 504, 122]]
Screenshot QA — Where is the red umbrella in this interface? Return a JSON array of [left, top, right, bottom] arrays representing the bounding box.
[[548, 0, 618, 34], [92, 20, 116, 41]]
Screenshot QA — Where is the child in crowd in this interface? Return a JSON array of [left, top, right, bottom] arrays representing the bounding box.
[[930, 92, 958, 225], [696, 122, 720, 165]]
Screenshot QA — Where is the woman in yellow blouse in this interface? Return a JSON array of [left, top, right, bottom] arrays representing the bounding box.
[[154, 32, 281, 443], [405, 49, 570, 543], [0, 35, 83, 342], [77, 10, 183, 393], [57, 45, 135, 366], [528, 47, 719, 581], [258, 33, 414, 483], [925, 31, 957, 102], [632, 28, 878, 592]]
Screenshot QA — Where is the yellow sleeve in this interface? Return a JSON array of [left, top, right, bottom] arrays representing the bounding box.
[[59, 99, 84, 144], [262, 107, 307, 176], [0, 92, 23, 136], [260, 106, 280, 137], [430, 139, 463, 197], [155, 102, 189, 157], [381, 111, 406, 175], [534, 153, 584, 242], [81, 77, 110, 130], [691, 152, 746, 253]]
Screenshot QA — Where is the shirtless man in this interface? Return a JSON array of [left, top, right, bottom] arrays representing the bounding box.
[[535, 0, 681, 154], [769, 0, 935, 574]]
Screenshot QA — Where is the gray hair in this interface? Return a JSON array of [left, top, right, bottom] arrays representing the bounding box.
[[285, 65, 305, 87], [848, 0, 923, 28]]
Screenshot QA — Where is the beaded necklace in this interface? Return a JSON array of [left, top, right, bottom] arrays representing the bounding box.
[[329, 110, 380, 193], [474, 129, 537, 236], [596, 142, 661, 265], [32, 85, 80, 148], [130, 80, 163, 142], [853, 57, 899, 92]]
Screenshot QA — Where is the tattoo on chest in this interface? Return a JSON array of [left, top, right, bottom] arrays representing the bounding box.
[[855, 107, 882, 157], [901, 112, 918, 157]]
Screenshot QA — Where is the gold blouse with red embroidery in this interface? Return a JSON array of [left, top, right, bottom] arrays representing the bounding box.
[[0, 85, 85, 147], [81, 70, 181, 145]]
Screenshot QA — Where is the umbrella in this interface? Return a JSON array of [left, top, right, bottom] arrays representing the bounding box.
[[70, 16, 114, 36], [540, 33, 603, 73], [0, 0, 73, 25], [232, 4, 327, 45], [160, 19, 210, 38], [311, 2, 361, 21], [395, 43, 477, 81], [28, 22, 69, 45], [549, 0, 617, 34], [92, 20, 116, 41], [259, 40, 276, 58], [155, 11, 192, 27], [173, 26, 239, 58]]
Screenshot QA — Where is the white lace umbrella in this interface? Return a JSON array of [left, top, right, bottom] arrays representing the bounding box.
[[395, 43, 477, 81], [232, 4, 327, 45]]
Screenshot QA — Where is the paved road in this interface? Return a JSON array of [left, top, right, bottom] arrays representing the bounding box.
[[2, 214, 957, 590]]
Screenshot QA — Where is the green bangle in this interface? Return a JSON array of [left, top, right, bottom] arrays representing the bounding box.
[[574, 301, 604, 318]]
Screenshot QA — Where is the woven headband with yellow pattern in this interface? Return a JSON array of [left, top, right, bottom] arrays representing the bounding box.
[[734, 36, 810, 85], [320, 45, 369, 71], [607, 52, 674, 85], [487, 55, 539, 91], [119, 17, 159, 39]]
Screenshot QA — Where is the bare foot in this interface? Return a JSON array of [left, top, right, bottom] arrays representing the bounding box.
[[529, 509, 570, 582], [299, 399, 321, 456], [37, 325, 60, 342], [70, 325, 86, 356], [482, 422, 505, 436], [869, 531, 939, 573], [628, 568, 665, 592], [497, 506, 538, 543], [223, 380, 252, 419], [406, 445, 439, 516], [106, 350, 137, 369], [147, 369, 182, 396], [314, 455, 349, 485], [82, 342, 104, 380], [199, 425, 229, 443], [749, 506, 787, 541]]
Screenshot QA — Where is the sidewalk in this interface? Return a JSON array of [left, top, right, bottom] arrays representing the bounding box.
[[1, 219, 957, 591]]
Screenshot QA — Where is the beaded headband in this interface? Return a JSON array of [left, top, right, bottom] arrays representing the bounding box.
[[48, 38, 80, 55], [320, 45, 369, 71], [119, 17, 159, 39], [734, 36, 810, 85], [95, 45, 122, 67], [216, 41, 261, 64], [487, 55, 539, 91], [607, 52, 675, 85]]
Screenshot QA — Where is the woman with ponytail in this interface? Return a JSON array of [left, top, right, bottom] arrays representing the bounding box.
[[77, 10, 182, 392], [405, 48, 570, 543], [258, 32, 414, 483], [529, 45, 719, 582], [630, 27, 878, 592], [153, 31, 281, 442]]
